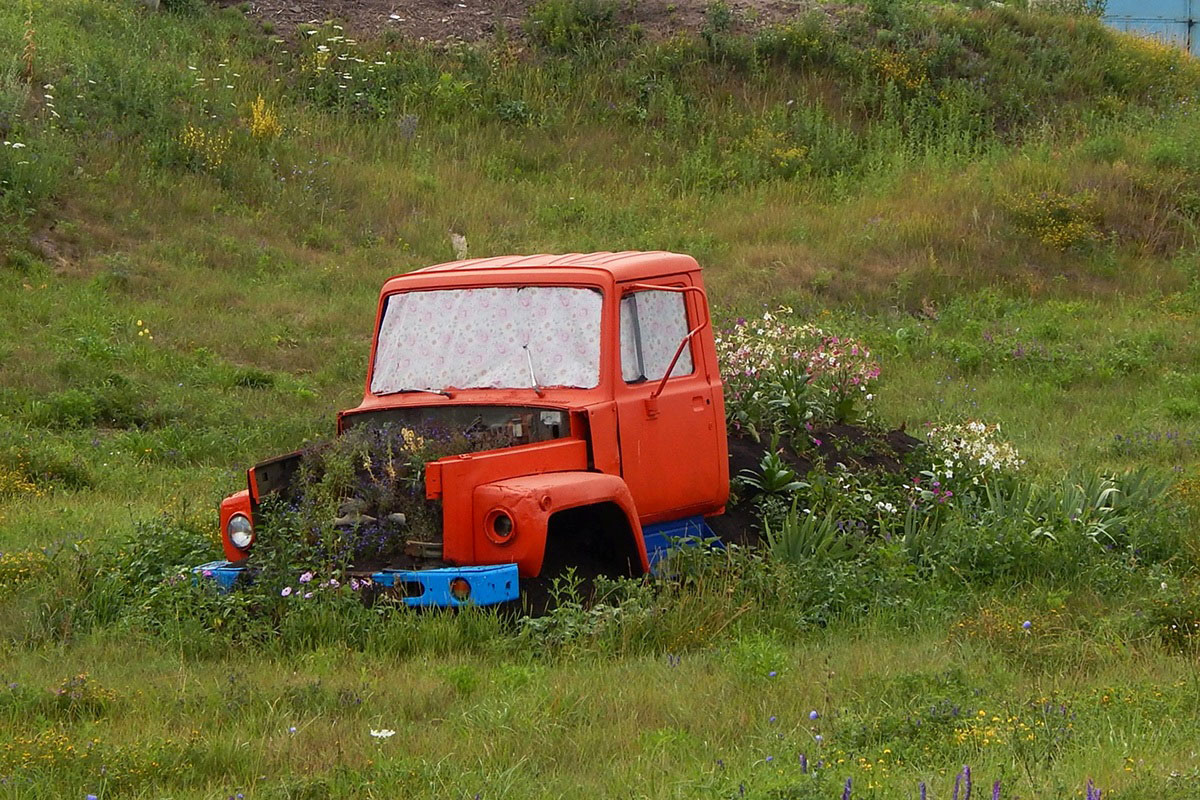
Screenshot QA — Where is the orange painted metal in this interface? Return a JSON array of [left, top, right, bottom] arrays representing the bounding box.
[[219, 490, 253, 563], [219, 252, 729, 578], [472, 471, 649, 576], [426, 438, 588, 566], [611, 272, 729, 524]]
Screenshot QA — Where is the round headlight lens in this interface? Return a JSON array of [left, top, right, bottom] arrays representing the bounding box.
[[226, 513, 254, 550], [486, 509, 515, 543]]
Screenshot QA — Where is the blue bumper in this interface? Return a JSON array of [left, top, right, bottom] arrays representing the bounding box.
[[193, 561, 520, 608]]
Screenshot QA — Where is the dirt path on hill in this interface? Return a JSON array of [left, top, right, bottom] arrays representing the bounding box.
[[217, 0, 818, 43]]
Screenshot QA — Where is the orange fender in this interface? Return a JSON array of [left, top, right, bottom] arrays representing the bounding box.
[[472, 471, 648, 577]]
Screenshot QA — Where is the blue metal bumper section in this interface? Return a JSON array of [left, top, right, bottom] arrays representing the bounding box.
[[642, 515, 722, 571], [192, 561, 520, 607], [195, 514, 714, 602], [371, 563, 519, 607]]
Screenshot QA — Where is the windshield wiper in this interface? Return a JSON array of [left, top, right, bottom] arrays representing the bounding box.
[[523, 345, 546, 397], [379, 387, 452, 398]]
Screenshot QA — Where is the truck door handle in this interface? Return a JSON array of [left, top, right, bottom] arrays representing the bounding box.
[[692, 395, 706, 411]]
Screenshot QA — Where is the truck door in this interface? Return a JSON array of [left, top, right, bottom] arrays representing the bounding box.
[[613, 277, 724, 522]]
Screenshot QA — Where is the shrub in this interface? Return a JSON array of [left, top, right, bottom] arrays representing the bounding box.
[[763, 500, 862, 568], [1003, 189, 1103, 251], [247, 94, 282, 140], [715, 307, 881, 437], [922, 420, 1024, 493], [177, 124, 232, 171], [525, 0, 620, 54]]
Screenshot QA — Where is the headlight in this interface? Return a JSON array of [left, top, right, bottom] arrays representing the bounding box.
[[486, 509, 515, 544], [226, 513, 254, 550]]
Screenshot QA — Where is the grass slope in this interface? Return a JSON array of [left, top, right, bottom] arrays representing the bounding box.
[[1, 1, 1199, 797]]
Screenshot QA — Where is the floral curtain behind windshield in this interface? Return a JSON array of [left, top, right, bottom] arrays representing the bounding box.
[[371, 287, 603, 393]]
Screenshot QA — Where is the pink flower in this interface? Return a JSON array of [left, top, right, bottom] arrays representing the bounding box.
[[281, 586, 293, 597], [299, 571, 314, 584]]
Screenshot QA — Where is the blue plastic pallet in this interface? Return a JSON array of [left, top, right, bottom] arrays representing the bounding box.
[[642, 515, 722, 571]]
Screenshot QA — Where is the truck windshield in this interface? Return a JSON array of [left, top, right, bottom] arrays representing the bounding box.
[[371, 286, 603, 394]]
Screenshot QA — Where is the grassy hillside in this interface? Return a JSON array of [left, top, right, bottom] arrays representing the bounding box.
[[1, 0, 1198, 547], [2, 1, 1200, 798]]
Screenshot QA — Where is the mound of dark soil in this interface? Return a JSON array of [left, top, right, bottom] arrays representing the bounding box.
[[708, 423, 923, 547]]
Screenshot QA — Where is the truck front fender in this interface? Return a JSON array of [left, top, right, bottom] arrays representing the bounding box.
[[473, 472, 648, 577]]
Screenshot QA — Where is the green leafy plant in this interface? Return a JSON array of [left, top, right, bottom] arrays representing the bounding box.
[[738, 440, 808, 496], [526, 0, 620, 54], [763, 499, 861, 567]]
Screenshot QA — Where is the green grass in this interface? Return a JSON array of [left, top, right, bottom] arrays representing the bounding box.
[[2, 0, 1200, 796]]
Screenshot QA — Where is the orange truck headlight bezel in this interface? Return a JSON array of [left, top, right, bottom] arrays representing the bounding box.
[[484, 508, 516, 545]]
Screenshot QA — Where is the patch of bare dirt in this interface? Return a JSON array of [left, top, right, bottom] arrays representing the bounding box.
[[219, 0, 818, 43]]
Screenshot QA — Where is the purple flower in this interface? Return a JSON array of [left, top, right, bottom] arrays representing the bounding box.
[[768, 671, 777, 678], [329, 578, 340, 588], [814, 734, 823, 743], [303, 592, 313, 599], [769, 716, 777, 723], [799, 754, 807, 773], [281, 586, 292, 597], [289, 726, 297, 734], [765, 755, 773, 763], [963, 765, 972, 800], [809, 710, 819, 720], [299, 571, 314, 584], [87, 795, 98, 800], [920, 782, 927, 800], [841, 777, 852, 800], [992, 779, 1001, 800], [1022, 620, 1032, 630]]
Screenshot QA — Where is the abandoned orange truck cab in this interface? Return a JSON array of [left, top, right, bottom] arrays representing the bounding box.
[[198, 251, 730, 606]]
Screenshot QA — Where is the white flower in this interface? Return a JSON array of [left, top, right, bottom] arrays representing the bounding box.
[[370, 729, 396, 739], [10, 142, 26, 149]]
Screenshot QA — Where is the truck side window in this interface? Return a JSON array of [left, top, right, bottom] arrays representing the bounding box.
[[620, 289, 694, 384]]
